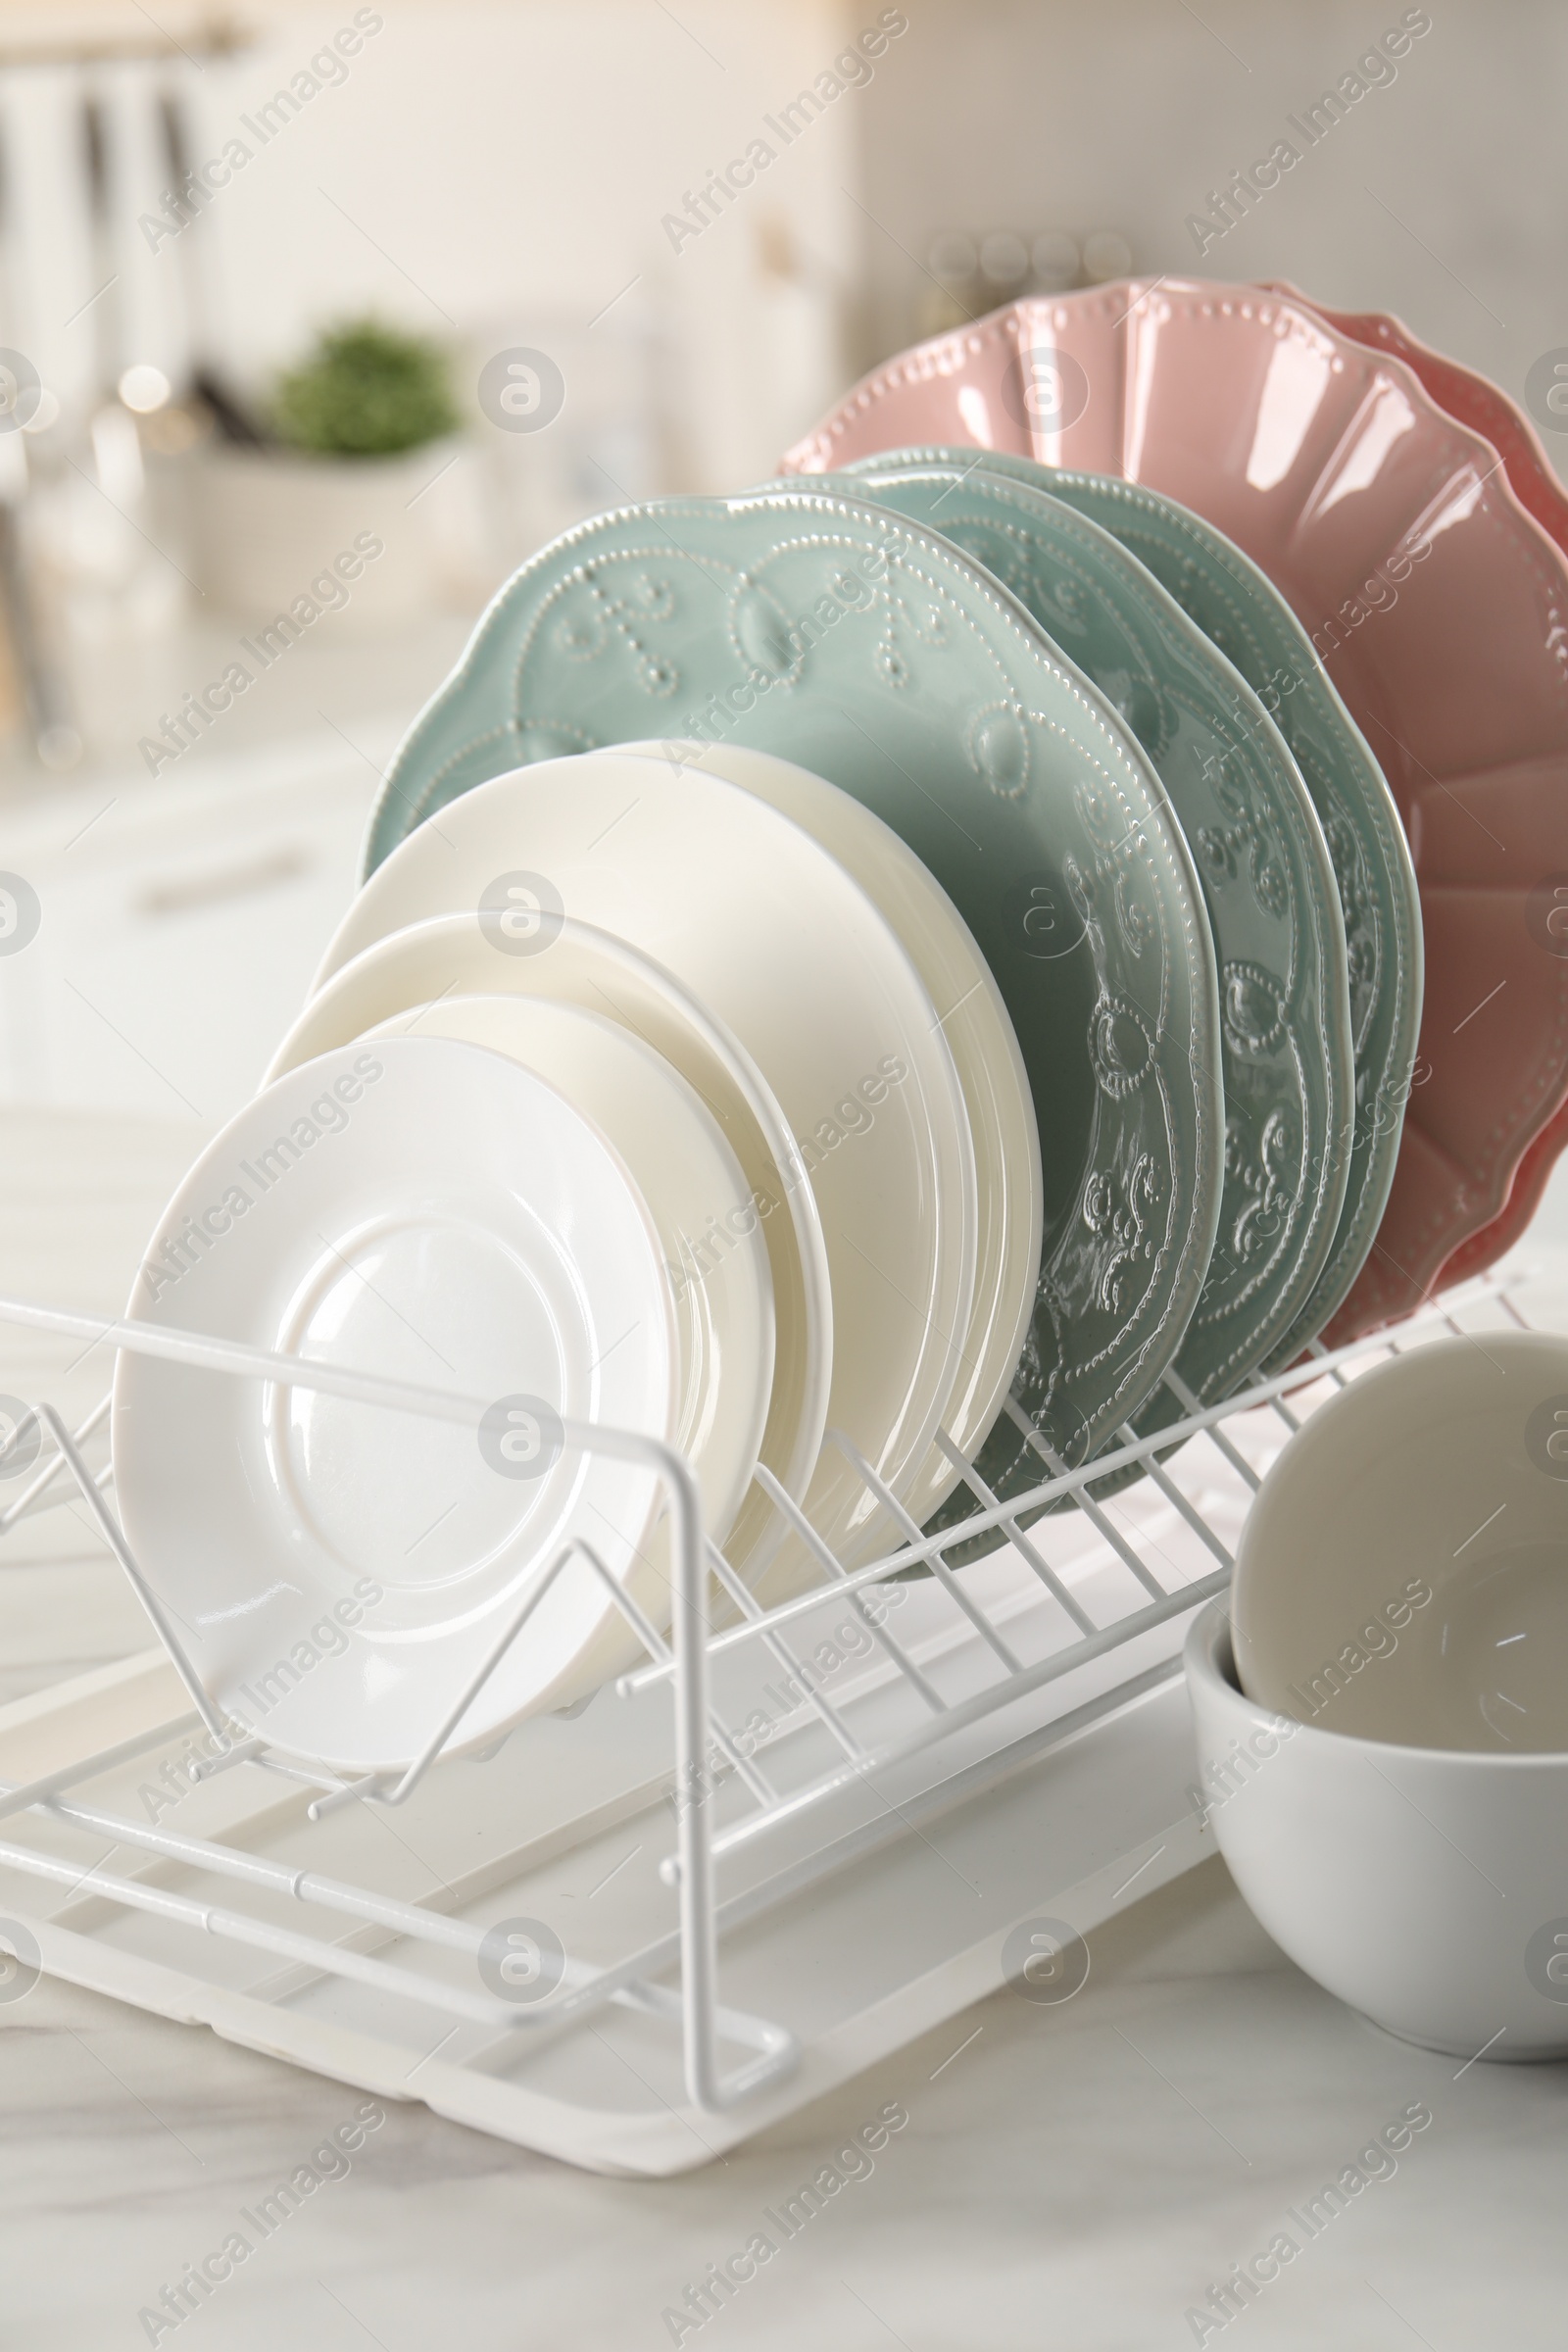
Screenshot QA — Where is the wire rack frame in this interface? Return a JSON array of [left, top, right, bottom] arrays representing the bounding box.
[[0, 1269, 1528, 2133]]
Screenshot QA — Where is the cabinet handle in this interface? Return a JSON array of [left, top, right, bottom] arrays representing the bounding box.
[[133, 847, 310, 918]]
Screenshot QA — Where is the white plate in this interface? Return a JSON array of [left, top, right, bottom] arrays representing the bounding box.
[[272, 912, 829, 1585], [360, 993, 773, 1554], [112, 1036, 677, 1772], [610, 737, 1043, 1533], [311, 754, 978, 1583]]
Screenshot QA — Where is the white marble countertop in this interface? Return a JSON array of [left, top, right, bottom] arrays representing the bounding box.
[[3, 1109, 1565, 2351]]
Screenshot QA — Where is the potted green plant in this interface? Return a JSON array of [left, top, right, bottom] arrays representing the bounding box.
[[190, 318, 470, 633], [271, 319, 458, 460]]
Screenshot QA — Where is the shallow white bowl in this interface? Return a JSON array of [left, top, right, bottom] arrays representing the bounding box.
[[1186, 1594, 1568, 2061]]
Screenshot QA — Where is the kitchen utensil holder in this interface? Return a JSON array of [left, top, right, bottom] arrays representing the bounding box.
[[0, 1271, 1533, 2174]]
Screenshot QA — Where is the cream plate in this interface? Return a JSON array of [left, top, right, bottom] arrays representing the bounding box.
[[272, 913, 829, 1587], [113, 1036, 677, 1773], [359, 994, 773, 1554], [314, 755, 977, 1583], [607, 736, 1042, 1535]]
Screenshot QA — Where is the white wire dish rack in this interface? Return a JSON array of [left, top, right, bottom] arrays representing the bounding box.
[[0, 1268, 1543, 2176]]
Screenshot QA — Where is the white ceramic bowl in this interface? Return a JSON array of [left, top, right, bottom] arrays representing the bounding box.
[[1186, 1594, 1568, 2060], [1232, 1332, 1568, 1750]]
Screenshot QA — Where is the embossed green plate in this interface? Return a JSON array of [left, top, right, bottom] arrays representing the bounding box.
[[849, 461, 1352, 1492], [849, 450, 1423, 1365], [366, 486, 1225, 1483]]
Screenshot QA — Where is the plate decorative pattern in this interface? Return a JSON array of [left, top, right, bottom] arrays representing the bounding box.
[[366, 488, 1224, 1505], [847, 459, 1352, 1405], [820, 442, 1421, 1356], [963, 457, 1415, 1357]]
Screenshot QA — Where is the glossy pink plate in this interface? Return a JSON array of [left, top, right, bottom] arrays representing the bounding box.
[[1275, 285, 1568, 1294], [785, 279, 1568, 1333]]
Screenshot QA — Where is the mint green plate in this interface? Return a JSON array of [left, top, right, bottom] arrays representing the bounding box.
[[850, 459, 1353, 1451], [850, 450, 1423, 1364], [367, 486, 1224, 1486]]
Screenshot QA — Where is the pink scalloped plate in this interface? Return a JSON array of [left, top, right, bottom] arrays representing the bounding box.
[[784, 278, 1568, 1338], [1273, 285, 1568, 1295]]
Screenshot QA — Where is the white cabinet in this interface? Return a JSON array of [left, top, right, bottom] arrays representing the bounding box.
[[0, 739, 377, 1128]]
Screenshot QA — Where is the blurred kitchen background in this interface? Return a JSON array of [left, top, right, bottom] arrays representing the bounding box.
[[0, 0, 1561, 1149]]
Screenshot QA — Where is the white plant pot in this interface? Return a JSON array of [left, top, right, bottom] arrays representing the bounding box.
[[188, 440, 467, 636]]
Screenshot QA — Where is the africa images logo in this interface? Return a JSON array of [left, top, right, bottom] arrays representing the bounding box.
[[660, 11, 908, 255], [138, 1053, 383, 1300], [1184, 10, 1432, 258]]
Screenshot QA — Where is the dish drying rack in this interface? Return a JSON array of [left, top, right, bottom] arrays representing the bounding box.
[[0, 1269, 1542, 2176]]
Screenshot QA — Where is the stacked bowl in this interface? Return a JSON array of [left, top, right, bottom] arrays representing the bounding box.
[[114, 275, 1568, 1794]]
